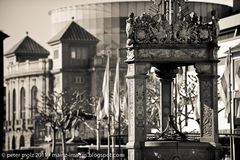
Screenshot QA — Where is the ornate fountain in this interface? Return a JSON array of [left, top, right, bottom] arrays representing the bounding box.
[[125, 0, 221, 159]]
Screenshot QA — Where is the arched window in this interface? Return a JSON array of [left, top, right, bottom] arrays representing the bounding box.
[[12, 89, 16, 128], [20, 87, 26, 119], [19, 135, 25, 148], [31, 86, 38, 117], [12, 136, 16, 150]]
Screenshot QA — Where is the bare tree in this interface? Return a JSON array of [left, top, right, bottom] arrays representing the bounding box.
[[146, 73, 161, 133], [176, 73, 199, 132], [35, 89, 95, 160]]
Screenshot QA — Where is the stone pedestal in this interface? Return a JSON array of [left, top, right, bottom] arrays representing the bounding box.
[[126, 63, 150, 160], [144, 141, 217, 160]]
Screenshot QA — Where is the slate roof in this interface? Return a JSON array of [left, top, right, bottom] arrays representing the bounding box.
[[48, 21, 99, 44], [6, 36, 49, 57], [0, 31, 9, 40]]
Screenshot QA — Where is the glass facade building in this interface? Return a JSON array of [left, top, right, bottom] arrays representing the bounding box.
[[49, 0, 232, 54]]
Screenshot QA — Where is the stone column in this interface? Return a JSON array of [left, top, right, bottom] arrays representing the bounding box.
[[6, 83, 9, 122], [26, 77, 30, 120], [16, 78, 20, 120], [126, 63, 150, 160], [10, 81, 13, 122], [194, 63, 219, 144], [155, 67, 178, 132]]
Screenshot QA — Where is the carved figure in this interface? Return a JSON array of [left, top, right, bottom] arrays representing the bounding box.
[[126, 12, 135, 46], [211, 10, 219, 44]]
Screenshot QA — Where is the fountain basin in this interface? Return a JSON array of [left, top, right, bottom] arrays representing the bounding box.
[[144, 141, 217, 160]]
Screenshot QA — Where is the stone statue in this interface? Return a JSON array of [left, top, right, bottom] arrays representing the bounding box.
[[126, 12, 135, 47], [211, 10, 219, 44]]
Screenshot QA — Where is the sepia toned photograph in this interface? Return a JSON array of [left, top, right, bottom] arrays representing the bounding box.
[[0, 0, 240, 159]]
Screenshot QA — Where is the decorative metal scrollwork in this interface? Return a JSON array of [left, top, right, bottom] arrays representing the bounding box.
[[126, 0, 219, 47], [158, 115, 187, 141]]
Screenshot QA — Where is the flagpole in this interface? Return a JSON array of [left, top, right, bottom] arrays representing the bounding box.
[[96, 115, 100, 151], [118, 98, 121, 160], [108, 115, 111, 160], [112, 106, 116, 160], [117, 49, 121, 160], [96, 97, 102, 152], [112, 50, 120, 160], [229, 47, 236, 160], [112, 115, 115, 160], [107, 54, 111, 160]]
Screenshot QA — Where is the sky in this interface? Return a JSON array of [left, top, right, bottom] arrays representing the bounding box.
[[0, 0, 93, 52]]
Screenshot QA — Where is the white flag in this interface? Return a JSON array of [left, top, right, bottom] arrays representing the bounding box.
[[219, 54, 230, 118], [102, 55, 110, 117], [113, 55, 120, 120]]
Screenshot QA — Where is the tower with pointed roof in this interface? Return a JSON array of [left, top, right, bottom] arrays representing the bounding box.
[[5, 35, 49, 63], [4, 34, 52, 150], [47, 20, 103, 144], [48, 21, 99, 99]]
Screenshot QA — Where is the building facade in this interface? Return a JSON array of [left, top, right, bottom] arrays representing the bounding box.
[[1, 31, 9, 155], [4, 35, 51, 150]]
